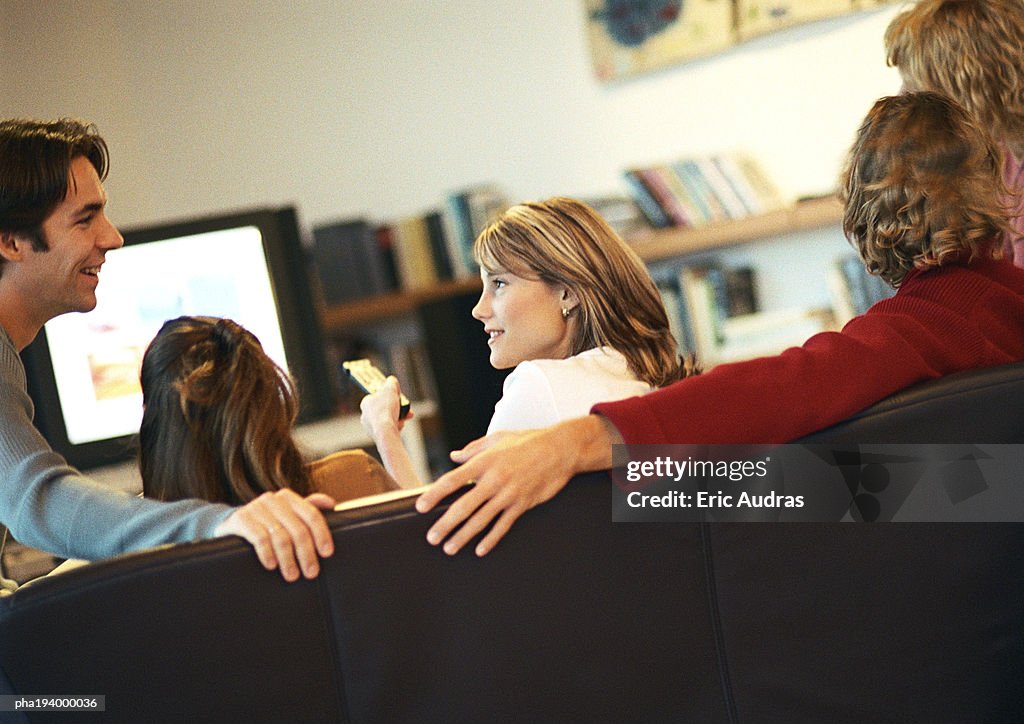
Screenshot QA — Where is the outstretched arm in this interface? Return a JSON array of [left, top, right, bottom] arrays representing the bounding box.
[[415, 414, 621, 556], [360, 376, 423, 489]]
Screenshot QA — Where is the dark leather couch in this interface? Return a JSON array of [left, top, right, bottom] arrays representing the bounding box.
[[1, 362, 1022, 722]]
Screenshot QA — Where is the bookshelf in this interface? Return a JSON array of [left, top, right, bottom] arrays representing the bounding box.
[[318, 195, 844, 334], [321, 277, 482, 330], [628, 195, 843, 263], [314, 194, 849, 474]]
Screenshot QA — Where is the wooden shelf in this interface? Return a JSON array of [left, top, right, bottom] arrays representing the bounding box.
[[627, 195, 843, 263], [320, 277, 482, 331], [318, 196, 843, 332]]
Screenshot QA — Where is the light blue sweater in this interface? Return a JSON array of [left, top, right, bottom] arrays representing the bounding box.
[[0, 325, 232, 561]]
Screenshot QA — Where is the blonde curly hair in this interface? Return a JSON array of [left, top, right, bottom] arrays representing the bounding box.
[[885, 0, 1024, 156], [840, 92, 1010, 286]]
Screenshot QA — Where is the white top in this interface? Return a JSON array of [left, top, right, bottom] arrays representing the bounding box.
[[487, 347, 651, 434]]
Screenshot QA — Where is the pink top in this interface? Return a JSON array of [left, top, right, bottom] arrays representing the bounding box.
[[1002, 147, 1024, 267]]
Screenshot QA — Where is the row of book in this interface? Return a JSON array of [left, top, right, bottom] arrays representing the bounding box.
[[310, 184, 508, 305], [828, 253, 897, 327], [659, 254, 898, 368], [658, 262, 834, 367], [623, 152, 785, 229], [327, 333, 438, 416]]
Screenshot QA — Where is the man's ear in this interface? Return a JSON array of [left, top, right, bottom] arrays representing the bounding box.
[[0, 232, 27, 262]]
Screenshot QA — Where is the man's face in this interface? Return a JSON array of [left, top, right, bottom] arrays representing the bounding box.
[[18, 155, 123, 322]]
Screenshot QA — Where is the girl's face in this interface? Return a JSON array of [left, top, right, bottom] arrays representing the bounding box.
[[471, 265, 575, 369]]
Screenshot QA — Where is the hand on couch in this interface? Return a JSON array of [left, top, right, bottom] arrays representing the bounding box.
[[215, 488, 336, 582], [415, 415, 619, 556]]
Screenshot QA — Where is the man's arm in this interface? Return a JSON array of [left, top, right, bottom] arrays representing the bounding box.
[[415, 414, 621, 556], [2, 370, 334, 582]]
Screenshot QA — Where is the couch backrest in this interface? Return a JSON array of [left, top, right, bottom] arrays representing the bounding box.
[[0, 480, 727, 722], [1, 362, 1021, 721], [800, 360, 1024, 443]]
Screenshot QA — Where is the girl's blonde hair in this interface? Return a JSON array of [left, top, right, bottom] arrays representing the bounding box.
[[474, 197, 692, 387]]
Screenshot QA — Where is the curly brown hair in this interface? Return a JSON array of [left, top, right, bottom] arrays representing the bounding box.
[[840, 92, 1010, 286], [138, 316, 312, 505], [886, 0, 1024, 156]]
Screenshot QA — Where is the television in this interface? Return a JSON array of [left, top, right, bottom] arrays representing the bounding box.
[[22, 206, 335, 470]]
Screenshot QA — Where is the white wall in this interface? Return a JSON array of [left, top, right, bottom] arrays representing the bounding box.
[[0, 0, 903, 232]]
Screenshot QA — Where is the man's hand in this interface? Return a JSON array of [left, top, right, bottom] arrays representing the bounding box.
[[415, 416, 618, 557], [214, 488, 336, 582]]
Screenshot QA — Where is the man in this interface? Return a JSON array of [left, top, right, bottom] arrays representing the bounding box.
[[0, 118, 333, 585], [415, 92, 1024, 556]]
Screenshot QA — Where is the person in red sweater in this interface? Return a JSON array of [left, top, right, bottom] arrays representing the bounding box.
[[415, 91, 1024, 557]]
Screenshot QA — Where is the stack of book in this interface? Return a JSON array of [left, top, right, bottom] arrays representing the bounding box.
[[657, 262, 834, 368], [623, 152, 785, 229], [311, 185, 509, 303], [311, 220, 399, 305], [581, 195, 648, 239], [828, 253, 897, 327], [441, 184, 509, 279]]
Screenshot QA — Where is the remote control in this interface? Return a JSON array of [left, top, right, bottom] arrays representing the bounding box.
[[343, 359, 411, 419]]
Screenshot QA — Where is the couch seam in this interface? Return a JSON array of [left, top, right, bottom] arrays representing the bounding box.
[[700, 518, 740, 723], [317, 562, 351, 722]]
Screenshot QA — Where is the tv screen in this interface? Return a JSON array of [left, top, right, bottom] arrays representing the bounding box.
[[22, 206, 335, 470]]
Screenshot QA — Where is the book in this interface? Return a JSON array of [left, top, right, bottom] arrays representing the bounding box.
[[465, 186, 509, 240], [678, 265, 721, 364], [583, 195, 647, 239], [445, 192, 481, 276], [423, 210, 454, 281], [709, 265, 758, 317], [442, 184, 509, 274], [311, 219, 377, 305], [633, 167, 690, 227], [710, 154, 763, 215], [622, 169, 672, 228], [675, 161, 724, 223], [829, 254, 896, 325], [393, 215, 438, 290], [678, 262, 800, 366], [731, 152, 785, 211], [694, 156, 750, 219], [653, 164, 703, 226], [440, 199, 474, 279], [657, 280, 696, 357], [372, 224, 401, 292], [715, 307, 835, 363]]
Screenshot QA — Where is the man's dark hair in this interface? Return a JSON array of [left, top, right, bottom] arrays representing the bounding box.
[[0, 118, 110, 268]]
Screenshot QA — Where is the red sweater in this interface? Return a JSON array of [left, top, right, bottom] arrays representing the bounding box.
[[594, 258, 1024, 444]]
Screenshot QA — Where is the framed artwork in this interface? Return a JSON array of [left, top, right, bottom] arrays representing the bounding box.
[[585, 0, 734, 81], [736, 0, 895, 41], [585, 0, 900, 81]]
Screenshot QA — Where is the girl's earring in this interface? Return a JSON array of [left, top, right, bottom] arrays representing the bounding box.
[[562, 308, 571, 319]]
